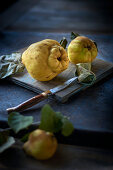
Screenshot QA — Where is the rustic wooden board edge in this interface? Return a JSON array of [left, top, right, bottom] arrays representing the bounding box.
[[10, 78, 43, 94], [9, 58, 113, 103], [57, 63, 113, 102], [10, 65, 113, 103]]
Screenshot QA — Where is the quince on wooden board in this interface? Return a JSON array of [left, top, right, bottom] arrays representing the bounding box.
[[22, 39, 69, 81], [68, 36, 98, 64]]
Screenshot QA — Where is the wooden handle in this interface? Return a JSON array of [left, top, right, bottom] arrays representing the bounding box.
[[7, 91, 50, 113]]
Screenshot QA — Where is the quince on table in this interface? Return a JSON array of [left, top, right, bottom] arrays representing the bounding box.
[[22, 39, 69, 81], [68, 36, 98, 64], [23, 129, 58, 160]]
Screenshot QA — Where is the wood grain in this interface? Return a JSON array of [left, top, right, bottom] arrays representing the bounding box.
[[11, 58, 113, 102]]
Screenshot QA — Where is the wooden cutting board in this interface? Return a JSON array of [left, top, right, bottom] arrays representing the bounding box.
[[10, 55, 113, 102]]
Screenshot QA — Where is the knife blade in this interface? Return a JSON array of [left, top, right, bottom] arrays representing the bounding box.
[[7, 76, 78, 113]]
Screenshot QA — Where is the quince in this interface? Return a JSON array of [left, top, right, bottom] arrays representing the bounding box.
[[23, 129, 58, 160], [68, 36, 98, 64], [22, 39, 69, 81]]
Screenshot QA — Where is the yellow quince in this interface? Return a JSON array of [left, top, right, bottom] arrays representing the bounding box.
[[68, 36, 98, 64], [23, 129, 58, 160], [22, 39, 69, 81]]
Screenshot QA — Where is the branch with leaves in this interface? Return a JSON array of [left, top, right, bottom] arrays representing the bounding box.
[[0, 104, 74, 153]]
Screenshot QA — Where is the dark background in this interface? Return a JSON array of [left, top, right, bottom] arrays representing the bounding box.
[[0, 0, 113, 34]]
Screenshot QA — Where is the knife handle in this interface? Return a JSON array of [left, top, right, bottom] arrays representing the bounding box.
[[7, 91, 50, 113]]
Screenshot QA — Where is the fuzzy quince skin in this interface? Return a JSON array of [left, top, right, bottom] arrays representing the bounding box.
[[68, 36, 98, 64], [23, 129, 58, 160], [22, 39, 69, 81]]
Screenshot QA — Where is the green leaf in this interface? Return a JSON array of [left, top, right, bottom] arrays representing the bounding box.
[[76, 63, 96, 85], [39, 104, 74, 136], [78, 73, 96, 85], [61, 117, 74, 136], [8, 112, 33, 133], [60, 37, 68, 49], [39, 105, 63, 133], [93, 41, 98, 51], [0, 131, 9, 146], [0, 136, 15, 153], [71, 32, 80, 40], [39, 104, 55, 132], [53, 112, 63, 133], [0, 52, 25, 79], [21, 133, 30, 143], [76, 63, 92, 73]]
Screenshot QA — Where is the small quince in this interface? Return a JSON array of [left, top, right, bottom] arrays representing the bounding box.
[[68, 36, 98, 64], [23, 129, 58, 160]]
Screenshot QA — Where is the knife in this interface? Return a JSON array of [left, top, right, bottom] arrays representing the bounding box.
[[7, 76, 78, 113]]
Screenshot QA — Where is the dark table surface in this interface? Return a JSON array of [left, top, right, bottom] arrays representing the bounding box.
[[0, 0, 113, 169]]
